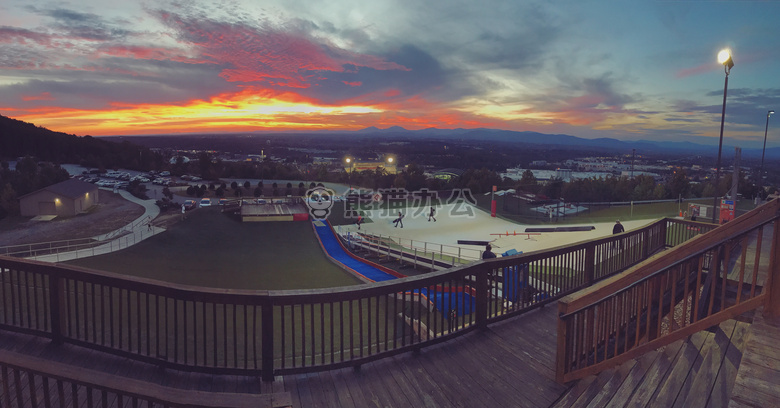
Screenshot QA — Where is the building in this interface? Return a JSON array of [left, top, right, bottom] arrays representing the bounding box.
[[19, 178, 98, 217], [429, 168, 464, 181], [345, 160, 397, 174]]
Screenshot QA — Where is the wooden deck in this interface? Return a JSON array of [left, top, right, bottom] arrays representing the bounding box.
[[3, 299, 774, 407], [1, 215, 778, 407], [730, 308, 780, 407]]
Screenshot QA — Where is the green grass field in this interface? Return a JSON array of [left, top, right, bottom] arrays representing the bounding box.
[[66, 208, 361, 290]]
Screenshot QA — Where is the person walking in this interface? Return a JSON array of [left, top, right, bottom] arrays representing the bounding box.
[[393, 211, 404, 228], [612, 220, 624, 255], [428, 206, 437, 222]]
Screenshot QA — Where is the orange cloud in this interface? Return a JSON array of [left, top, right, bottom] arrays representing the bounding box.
[[22, 92, 55, 101]]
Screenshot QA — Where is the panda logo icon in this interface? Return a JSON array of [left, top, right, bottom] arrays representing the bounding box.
[[306, 186, 335, 220]]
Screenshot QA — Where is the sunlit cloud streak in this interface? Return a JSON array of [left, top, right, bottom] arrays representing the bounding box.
[[0, 0, 777, 146]]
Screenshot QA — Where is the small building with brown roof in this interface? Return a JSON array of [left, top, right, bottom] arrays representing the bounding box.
[[19, 179, 99, 217]]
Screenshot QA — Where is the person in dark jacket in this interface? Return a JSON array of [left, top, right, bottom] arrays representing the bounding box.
[[613, 220, 625, 234], [482, 244, 496, 259]]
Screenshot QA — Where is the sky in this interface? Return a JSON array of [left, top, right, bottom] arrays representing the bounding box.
[[0, 0, 779, 147]]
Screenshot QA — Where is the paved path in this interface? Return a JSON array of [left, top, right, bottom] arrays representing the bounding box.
[[29, 188, 166, 263]]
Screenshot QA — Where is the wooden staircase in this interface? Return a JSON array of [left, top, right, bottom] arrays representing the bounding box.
[[552, 317, 751, 408]]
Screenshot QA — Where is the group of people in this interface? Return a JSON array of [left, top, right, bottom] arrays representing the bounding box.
[[354, 206, 438, 230]]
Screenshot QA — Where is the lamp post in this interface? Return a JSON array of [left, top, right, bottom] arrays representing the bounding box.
[[759, 110, 775, 201], [345, 157, 352, 190], [712, 49, 734, 223], [385, 156, 395, 174]]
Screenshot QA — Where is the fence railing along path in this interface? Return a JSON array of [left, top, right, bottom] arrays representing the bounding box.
[[556, 199, 780, 383], [342, 230, 477, 270], [0, 214, 718, 388]]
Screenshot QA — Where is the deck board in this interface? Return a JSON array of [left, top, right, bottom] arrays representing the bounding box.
[[730, 309, 780, 408]]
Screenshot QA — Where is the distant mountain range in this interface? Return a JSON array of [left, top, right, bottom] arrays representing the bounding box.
[[351, 126, 780, 159]]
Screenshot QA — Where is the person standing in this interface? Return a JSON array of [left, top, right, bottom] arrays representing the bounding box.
[[612, 220, 624, 254], [613, 220, 625, 234], [482, 244, 496, 259], [428, 206, 437, 222]]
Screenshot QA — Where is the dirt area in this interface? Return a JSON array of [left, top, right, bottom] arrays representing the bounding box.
[[0, 191, 146, 247]]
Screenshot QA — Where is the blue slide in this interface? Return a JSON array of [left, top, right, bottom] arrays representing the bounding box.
[[313, 221, 396, 282], [312, 221, 474, 316]]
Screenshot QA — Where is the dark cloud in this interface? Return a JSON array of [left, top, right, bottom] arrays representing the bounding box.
[[0, 58, 230, 109], [664, 117, 701, 123], [675, 88, 780, 128], [299, 44, 448, 105], [25, 6, 131, 41]]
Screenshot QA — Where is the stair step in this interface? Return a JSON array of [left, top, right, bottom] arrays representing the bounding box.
[[585, 351, 658, 408], [550, 374, 598, 408], [621, 338, 687, 407], [707, 320, 749, 407], [681, 319, 738, 407], [649, 330, 711, 408]]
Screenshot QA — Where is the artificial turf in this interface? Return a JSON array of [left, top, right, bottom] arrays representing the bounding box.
[[66, 207, 361, 290]]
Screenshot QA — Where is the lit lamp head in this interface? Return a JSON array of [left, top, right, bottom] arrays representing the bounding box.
[[386, 157, 394, 164], [717, 49, 734, 74], [770, 110, 776, 118]]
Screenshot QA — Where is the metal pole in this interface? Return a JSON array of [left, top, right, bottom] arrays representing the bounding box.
[[759, 110, 774, 199], [712, 69, 730, 223]]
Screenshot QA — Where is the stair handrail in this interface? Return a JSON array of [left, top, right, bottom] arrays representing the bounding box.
[[555, 199, 780, 383]]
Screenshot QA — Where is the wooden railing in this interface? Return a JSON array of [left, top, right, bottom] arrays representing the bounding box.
[[0, 217, 709, 385], [555, 199, 780, 383], [0, 349, 291, 407]]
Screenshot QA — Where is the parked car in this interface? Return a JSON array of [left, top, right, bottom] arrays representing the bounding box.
[[183, 199, 197, 210], [200, 198, 211, 207], [219, 198, 228, 205]]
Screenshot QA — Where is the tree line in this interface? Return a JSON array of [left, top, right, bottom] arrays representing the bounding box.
[[513, 168, 763, 203]]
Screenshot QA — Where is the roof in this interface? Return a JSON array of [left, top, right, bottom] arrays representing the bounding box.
[[19, 178, 97, 200], [432, 168, 465, 177]]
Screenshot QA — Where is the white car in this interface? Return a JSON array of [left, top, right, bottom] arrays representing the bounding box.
[[200, 198, 211, 207]]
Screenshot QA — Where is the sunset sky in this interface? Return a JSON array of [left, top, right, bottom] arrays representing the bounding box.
[[0, 0, 778, 147]]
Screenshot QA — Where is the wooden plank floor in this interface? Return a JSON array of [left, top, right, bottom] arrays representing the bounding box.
[[0, 304, 567, 408], [282, 303, 568, 408], [729, 308, 780, 407]]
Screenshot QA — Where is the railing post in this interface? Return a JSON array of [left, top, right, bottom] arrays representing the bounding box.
[[261, 299, 275, 382], [475, 264, 489, 329], [555, 301, 569, 384], [764, 219, 780, 317], [584, 245, 595, 286], [660, 218, 669, 247], [48, 273, 66, 345]]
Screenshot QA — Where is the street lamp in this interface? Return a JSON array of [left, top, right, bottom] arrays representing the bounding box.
[[759, 110, 775, 200], [712, 49, 734, 223], [345, 157, 353, 189]]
